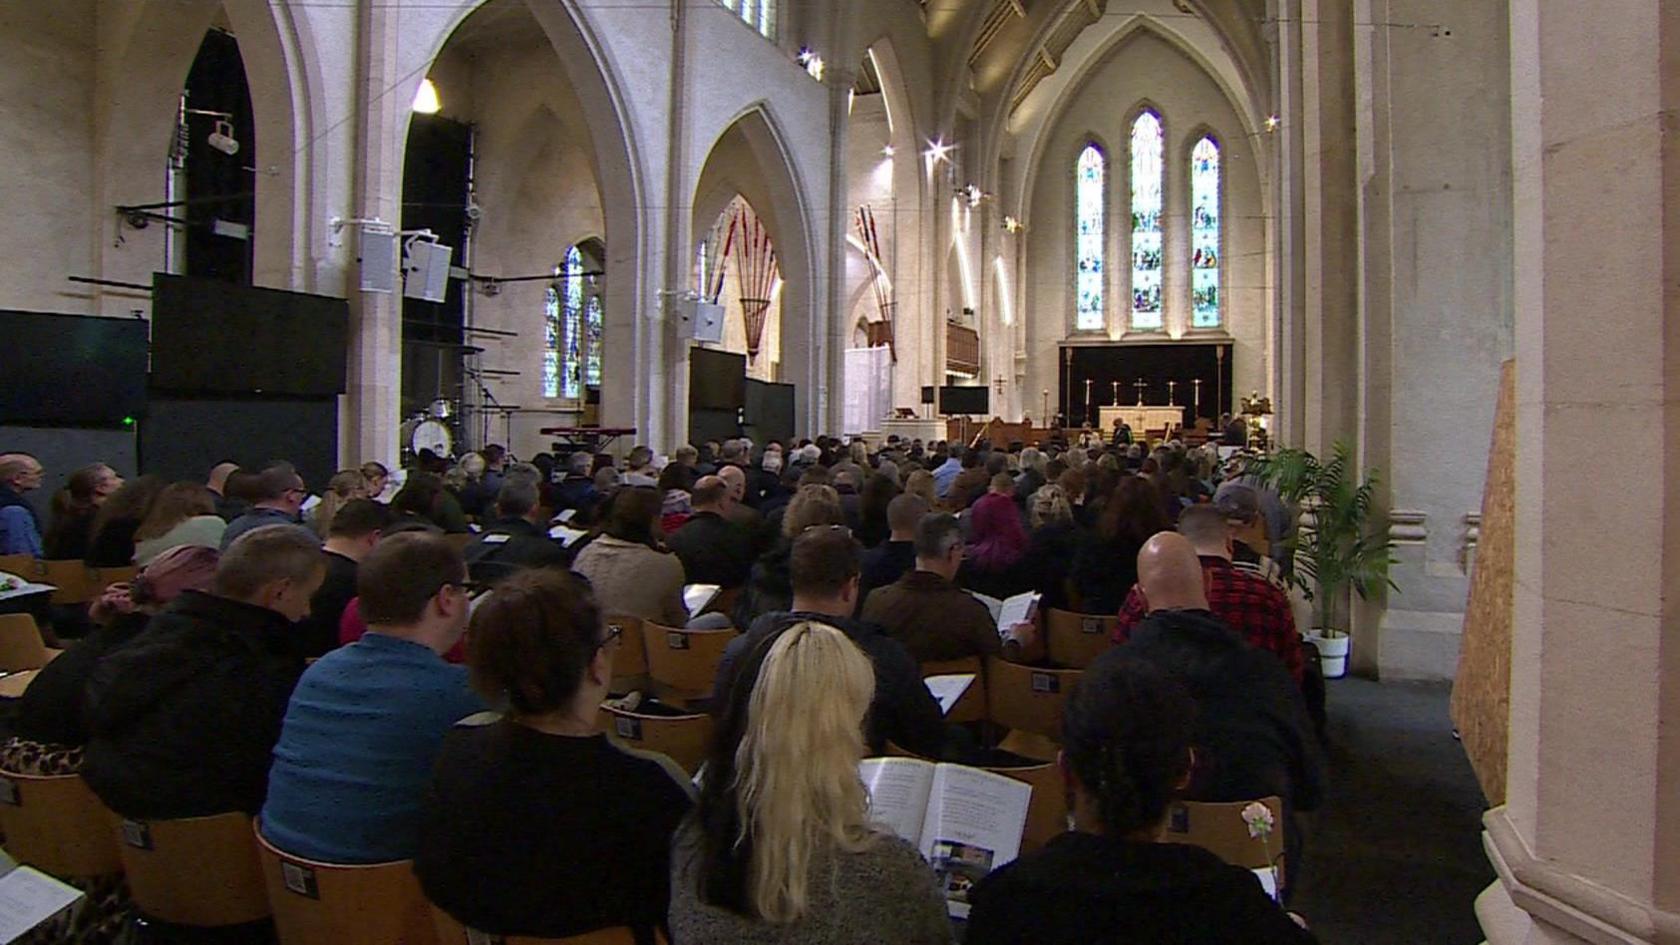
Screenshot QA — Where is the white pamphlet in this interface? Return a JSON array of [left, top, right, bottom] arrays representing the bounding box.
[[967, 590, 1041, 633], [548, 525, 588, 547], [923, 674, 976, 716], [683, 584, 722, 615], [859, 757, 1032, 918], [0, 574, 55, 604], [0, 865, 82, 943]]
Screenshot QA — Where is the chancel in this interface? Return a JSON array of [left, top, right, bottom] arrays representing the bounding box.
[[0, 1, 1670, 943]]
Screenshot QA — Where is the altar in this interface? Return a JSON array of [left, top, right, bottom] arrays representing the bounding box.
[[1099, 405, 1188, 435]]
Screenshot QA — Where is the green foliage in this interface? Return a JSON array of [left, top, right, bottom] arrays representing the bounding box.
[[1247, 441, 1397, 634]]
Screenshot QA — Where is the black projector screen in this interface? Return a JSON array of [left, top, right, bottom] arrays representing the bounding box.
[[150, 274, 350, 396], [690, 348, 747, 410], [140, 396, 339, 490], [939, 385, 990, 416], [0, 311, 148, 426]]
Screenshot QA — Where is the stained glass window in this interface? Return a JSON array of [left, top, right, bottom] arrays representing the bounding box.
[[542, 245, 586, 400], [1075, 144, 1105, 331], [585, 295, 603, 388], [1130, 110, 1164, 329], [718, 0, 775, 38], [1191, 136, 1221, 328], [542, 287, 561, 399]]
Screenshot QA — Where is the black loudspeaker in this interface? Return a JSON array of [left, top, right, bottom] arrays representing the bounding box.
[[921, 386, 936, 406]]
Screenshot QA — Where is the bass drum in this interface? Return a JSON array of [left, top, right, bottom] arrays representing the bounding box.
[[401, 417, 454, 459]]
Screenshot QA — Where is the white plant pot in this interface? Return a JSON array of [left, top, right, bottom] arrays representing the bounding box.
[[1308, 630, 1350, 679]]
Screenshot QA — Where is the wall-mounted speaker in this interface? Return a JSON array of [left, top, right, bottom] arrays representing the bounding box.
[[678, 298, 725, 344], [403, 240, 453, 303], [357, 226, 397, 294]]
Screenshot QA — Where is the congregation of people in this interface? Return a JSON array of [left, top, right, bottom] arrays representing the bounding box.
[[0, 429, 1322, 944]]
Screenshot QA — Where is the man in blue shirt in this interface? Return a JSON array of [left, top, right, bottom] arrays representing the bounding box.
[[261, 531, 485, 863], [222, 463, 309, 550], [0, 454, 44, 556], [931, 445, 964, 499]]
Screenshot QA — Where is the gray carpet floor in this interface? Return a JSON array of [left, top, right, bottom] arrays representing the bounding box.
[[1290, 677, 1495, 944]]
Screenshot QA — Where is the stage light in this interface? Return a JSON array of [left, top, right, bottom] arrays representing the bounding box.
[[1265, 114, 1280, 132], [413, 78, 442, 115], [1003, 216, 1024, 233], [206, 119, 239, 156], [925, 138, 952, 164], [882, 145, 895, 157]]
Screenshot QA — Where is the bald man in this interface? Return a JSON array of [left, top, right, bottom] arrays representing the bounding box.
[[0, 453, 45, 556], [666, 475, 755, 590], [714, 464, 763, 531], [1121, 532, 1323, 851]]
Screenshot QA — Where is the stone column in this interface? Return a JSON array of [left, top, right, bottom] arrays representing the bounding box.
[[1477, 0, 1680, 941], [340, 3, 405, 467]]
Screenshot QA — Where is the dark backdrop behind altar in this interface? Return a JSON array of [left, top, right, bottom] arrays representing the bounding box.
[[1061, 342, 1233, 429]]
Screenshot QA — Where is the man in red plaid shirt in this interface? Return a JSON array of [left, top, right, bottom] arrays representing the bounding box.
[[1111, 505, 1305, 683]]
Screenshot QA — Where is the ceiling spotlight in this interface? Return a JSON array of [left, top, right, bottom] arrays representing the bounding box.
[[925, 138, 953, 163], [413, 78, 442, 115], [1265, 114, 1281, 132], [882, 145, 895, 157], [960, 183, 990, 208], [206, 119, 239, 156], [796, 47, 825, 81], [1003, 216, 1024, 233]]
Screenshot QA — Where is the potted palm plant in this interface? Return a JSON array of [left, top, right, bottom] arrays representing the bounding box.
[[1248, 441, 1396, 678]]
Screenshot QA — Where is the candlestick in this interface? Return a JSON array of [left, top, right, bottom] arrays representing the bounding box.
[[1192, 378, 1203, 418], [1111, 380, 1120, 405], [1167, 380, 1178, 407], [1083, 379, 1093, 425]]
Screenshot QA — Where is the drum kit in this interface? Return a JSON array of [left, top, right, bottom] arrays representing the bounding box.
[[401, 399, 458, 460]]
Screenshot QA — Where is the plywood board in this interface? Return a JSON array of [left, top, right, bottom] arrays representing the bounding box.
[[1451, 360, 1515, 806]]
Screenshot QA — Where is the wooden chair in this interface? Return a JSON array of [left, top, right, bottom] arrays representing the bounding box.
[[255, 826, 438, 945], [39, 559, 98, 606], [985, 658, 1081, 757], [430, 906, 643, 945], [0, 613, 62, 671], [91, 564, 139, 588], [0, 554, 39, 578], [920, 657, 986, 725], [114, 810, 271, 927], [1043, 609, 1117, 669], [0, 670, 40, 699], [0, 772, 122, 878], [1164, 796, 1287, 885], [641, 623, 737, 708], [603, 615, 647, 682], [985, 762, 1068, 855], [599, 704, 713, 774]]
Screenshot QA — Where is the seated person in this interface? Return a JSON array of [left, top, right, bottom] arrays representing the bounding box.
[[418, 569, 692, 943], [1118, 534, 1323, 857], [716, 526, 946, 758], [964, 653, 1318, 944], [858, 493, 926, 603], [862, 513, 1035, 664], [666, 477, 756, 591], [463, 480, 570, 586], [670, 621, 952, 945], [81, 526, 325, 818], [1, 546, 218, 772], [294, 498, 391, 660], [1113, 506, 1305, 684], [260, 532, 485, 863], [220, 463, 309, 550], [571, 486, 688, 626]]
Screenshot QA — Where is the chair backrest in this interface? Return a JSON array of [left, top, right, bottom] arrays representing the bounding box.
[[984, 658, 1081, 740], [0, 613, 58, 672], [641, 623, 737, 706], [599, 704, 713, 774], [1164, 797, 1287, 877], [603, 615, 647, 679], [0, 554, 39, 579], [0, 772, 122, 878], [920, 656, 986, 725], [40, 559, 99, 605], [429, 905, 641, 945], [1043, 609, 1117, 669], [255, 826, 438, 945], [985, 762, 1068, 855], [92, 564, 139, 588], [115, 811, 271, 927]]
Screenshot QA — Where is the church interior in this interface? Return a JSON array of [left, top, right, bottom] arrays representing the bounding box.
[[0, 1, 1673, 943]]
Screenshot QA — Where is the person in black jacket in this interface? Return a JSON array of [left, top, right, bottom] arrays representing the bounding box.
[[463, 480, 571, 586], [666, 477, 755, 591], [712, 526, 948, 760], [965, 651, 1318, 945], [294, 498, 391, 659], [80, 525, 326, 819]]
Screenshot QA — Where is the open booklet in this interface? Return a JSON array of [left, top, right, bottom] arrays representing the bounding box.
[[859, 757, 1032, 919], [0, 863, 81, 943], [967, 590, 1041, 632], [923, 674, 975, 715]]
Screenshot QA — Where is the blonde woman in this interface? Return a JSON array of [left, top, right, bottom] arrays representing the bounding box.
[[671, 621, 952, 944], [903, 469, 938, 510], [310, 469, 371, 538]]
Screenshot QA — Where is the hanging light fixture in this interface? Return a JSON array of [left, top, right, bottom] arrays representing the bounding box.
[[413, 78, 442, 115]]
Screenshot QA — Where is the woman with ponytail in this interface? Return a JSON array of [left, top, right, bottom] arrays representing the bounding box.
[[964, 652, 1318, 944], [671, 621, 952, 944], [42, 463, 121, 559]]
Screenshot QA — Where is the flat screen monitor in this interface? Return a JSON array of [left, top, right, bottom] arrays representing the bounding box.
[[150, 274, 349, 396], [939, 385, 989, 416], [690, 348, 747, 410], [0, 311, 148, 426]]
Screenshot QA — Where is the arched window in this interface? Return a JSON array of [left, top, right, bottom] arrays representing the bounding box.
[[1075, 143, 1106, 331], [719, 0, 776, 39], [1129, 109, 1164, 330], [1190, 135, 1221, 328], [543, 245, 585, 400], [585, 295, 604, 388]]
